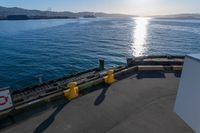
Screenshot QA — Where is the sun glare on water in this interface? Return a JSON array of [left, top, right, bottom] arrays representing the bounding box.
[[132, 17, 151, 57]]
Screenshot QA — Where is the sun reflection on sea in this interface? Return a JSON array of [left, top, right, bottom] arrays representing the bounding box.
[[132, 17, 151, 57]]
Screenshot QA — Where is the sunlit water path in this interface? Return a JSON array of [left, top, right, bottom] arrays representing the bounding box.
[[132, 17, 151, 56]]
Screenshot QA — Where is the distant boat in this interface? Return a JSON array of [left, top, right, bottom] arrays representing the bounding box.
[[83, 15, 96, 18]]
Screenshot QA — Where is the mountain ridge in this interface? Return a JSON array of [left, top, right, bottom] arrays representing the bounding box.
[[1, 6, 200, 20], [0, 6, 135, 20]]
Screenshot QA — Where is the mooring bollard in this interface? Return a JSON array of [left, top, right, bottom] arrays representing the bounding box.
[[104, 69, 116, 84], [98, 58, 104, 71], [63, 82, 79, 100]]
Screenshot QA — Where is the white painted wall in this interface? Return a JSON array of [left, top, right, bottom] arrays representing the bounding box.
[[174, 54, 200, 133]]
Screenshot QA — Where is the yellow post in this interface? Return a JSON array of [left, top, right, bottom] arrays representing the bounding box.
[[63, 82, 79, 100], [104, 69, 116, 84]]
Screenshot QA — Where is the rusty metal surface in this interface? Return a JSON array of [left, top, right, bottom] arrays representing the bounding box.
[[11, 66, 125, 106], [0, 56, 185, 116], [127, 55, 185, 67]]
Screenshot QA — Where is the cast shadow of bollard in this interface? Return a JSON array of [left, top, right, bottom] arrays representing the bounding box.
[[33, 101, 69, 133], [94, 85, 109, 106]]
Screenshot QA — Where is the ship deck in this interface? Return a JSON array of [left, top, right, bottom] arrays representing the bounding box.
[[1, 71, 194, 133]]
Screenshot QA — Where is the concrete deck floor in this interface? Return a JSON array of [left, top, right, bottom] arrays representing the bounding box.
[[1, 71, 194, 133]]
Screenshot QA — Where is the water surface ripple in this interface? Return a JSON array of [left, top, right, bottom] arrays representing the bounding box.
[[0, 17, 200, 89]]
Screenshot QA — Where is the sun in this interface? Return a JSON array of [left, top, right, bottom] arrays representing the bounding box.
[[128, 0, 158, 16]]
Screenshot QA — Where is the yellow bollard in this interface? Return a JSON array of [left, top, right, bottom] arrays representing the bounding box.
[[63, 82, 79, 100], [104, 70, 116, 84]]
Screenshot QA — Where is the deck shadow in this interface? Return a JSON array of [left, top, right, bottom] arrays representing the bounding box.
[[137, 71, 166, 79], [116, 71, 138, 81], [33, 101, 69, 133], [174, 72, 182, 78], [94, 85, 109, 106]]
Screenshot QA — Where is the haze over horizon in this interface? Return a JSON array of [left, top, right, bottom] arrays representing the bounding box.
[[0, 0, 200, 16]]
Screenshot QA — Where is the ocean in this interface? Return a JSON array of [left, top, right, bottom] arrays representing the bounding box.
[[0, 17, 200, 89]]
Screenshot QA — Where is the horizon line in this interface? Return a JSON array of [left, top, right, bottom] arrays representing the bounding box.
[[1, 6, 200, 17]]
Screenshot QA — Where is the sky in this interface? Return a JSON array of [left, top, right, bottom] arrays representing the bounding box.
[[0, 0, 200, 16]]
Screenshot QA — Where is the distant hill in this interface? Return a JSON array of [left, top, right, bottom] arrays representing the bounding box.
[[0, 6, 134, 20], [154, 14, 200, 19]]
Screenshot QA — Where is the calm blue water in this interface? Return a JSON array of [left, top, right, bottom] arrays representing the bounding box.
[[0, 17, 200, 89]]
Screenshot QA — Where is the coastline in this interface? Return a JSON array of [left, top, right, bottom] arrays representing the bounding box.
[[0, 15, 77, 20]]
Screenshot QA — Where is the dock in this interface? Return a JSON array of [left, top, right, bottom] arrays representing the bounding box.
[[0, 56, 194, 133]]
